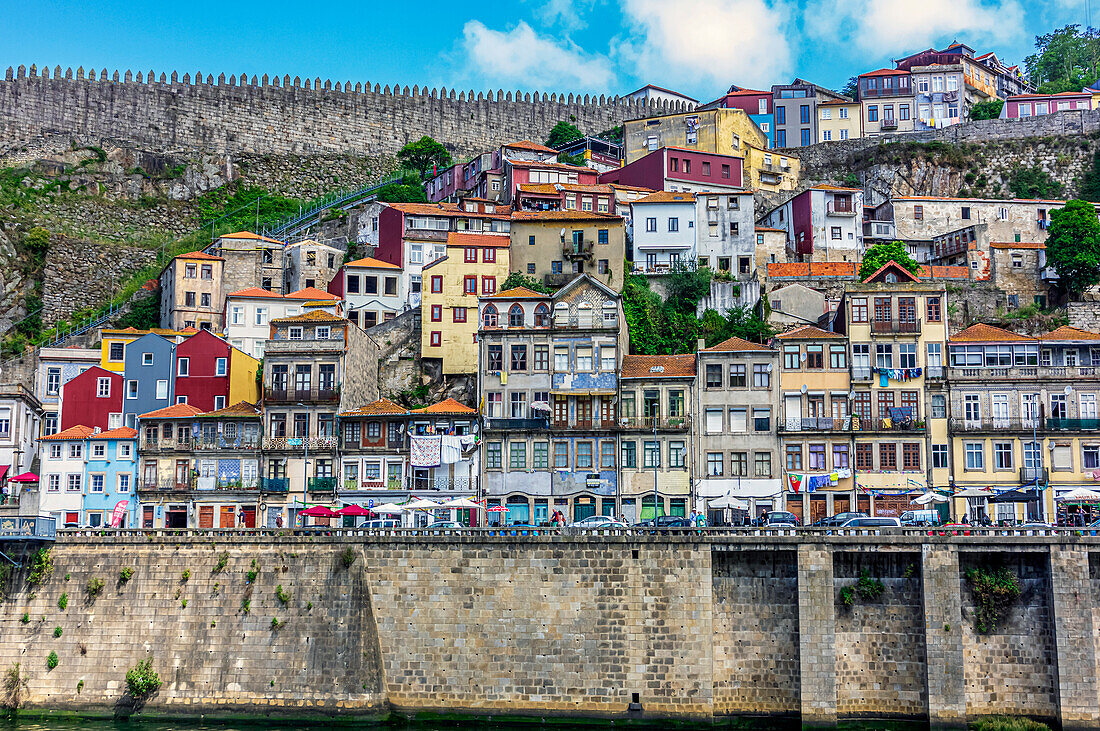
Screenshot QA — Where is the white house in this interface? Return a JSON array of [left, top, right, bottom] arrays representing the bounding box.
[[38, 424, 91, 527], [223, 287, 338, 359], [332, 256, 408, 329], [0, 384, 41, 499], [630, 191, 697, 274]]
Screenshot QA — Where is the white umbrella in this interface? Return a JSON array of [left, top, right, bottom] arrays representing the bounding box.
[[439, 497, 484, 510], [372, 502, 407, 514], [1058, 487, 1100, 502], [708, 495, 748, 510], [405, 498, 443, 510], [913, 492, 949, 505]]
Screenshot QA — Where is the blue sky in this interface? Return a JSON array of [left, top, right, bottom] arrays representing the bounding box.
[[0, 1, 1093, 102]]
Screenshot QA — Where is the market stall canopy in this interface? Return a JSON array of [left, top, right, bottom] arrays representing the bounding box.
[[373, 503, 408, 514], [988, 489, 1041, 504], [439, 497, 483, 510], [299, 505, 337, 517], [336, 504, 373, 517], [1058, 487, 1100, 502], [487, 505, 510, 513], [913, 492, 949, 505], [708, 495, 749, 510], [405, 498, 443, 510], [954, 488, 993, 498]]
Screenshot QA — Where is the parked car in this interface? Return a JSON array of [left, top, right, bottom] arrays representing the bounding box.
[[358, 519, 401, 529], [839, 517, 902, 528], [761, 511, 799, 527], [652, 516, 692, 529], [570, 515, 627, 529], [899, 509, 941, 526], [815, 512, 868, 527], [425, 520, 461, 529]]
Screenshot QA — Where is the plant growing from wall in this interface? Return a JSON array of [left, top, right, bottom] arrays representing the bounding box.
[[1009, 165, 1063, 200], [86, 577, 104, 597], [119, 566, 134, 583], [26, 547, 53, 587], [276, 585, 291, 604], [969, 100, 1005, 120], [546, 121, 583, 149], [53, 627, 62, 638], [125, 658, 161, 700], [45, 651, 58, 670], [57, 593, 68, 610], [500, 271, 550, 294], [839, 569, 886, 606], [340, 546, 357, 568], [971, 715, 1050, 731], [76, 679, 84, 693], [241, 598, 251, 614], [181, 569, 191, 582], [270, 617, 282, 630], [213, 551, 229, 573], [20, 613, 28, 624], [247, 558, 258, 583], [4, 663, 26, 709], [966, 566, 1021, 634]]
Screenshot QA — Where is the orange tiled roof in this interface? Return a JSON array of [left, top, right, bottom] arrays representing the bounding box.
[[271, 310, 346, 325], [385, 202, 513, 219], [174, 251, 224, 262], [633, 191, 696, 204], [510, 210, 621, 222], [138, 403, 206, 419], [508, 160, 598, 173], [484, 287, 547, 299], [703, 335, 771, 352], [776, 325, 843, 339], [227, 287, 283, 299], [344, 256, 401, 270], [812, 184, 861, 192], [950, 323, 1036, 342], [621, 354, 696, 378], [285, 286, 338, 300], [917, 265, 970, 279], [411, 398, 477, 415], [725, 88, 769, 96], [756, 226, 785, 233], [199, 401, 261, 418], [95, 427, 138, 440], [504, 139, 560, 154], [608, 183, 657, 193], [860, 68, 908, 77], [39, 425, 95, 442], [1042, 326, 1100, 341], [517, 182, 613, 195], [1008, 91, 1090, 99], [446, 231, 511, 247], [767, 262, 857, 278], [989, 242, 1046, 250], [339, 397, 408, 417], [218, 230, 285, 245]]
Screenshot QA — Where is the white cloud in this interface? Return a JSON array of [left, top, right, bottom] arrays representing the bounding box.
[[461, 20, 614, 91], [808, 0, 1025, 56], [531, 0, 599, 30], [618, 0, 794, 93]]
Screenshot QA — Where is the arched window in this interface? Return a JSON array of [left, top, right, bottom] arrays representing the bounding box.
[[508, 304, 524, 328], [482, 304, 498, 328], [534, 303, 550, 327]]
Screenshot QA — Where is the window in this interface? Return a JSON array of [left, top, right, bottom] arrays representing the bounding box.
[[993, 442, 1013, 470], [879, 443, 897, 470], [705, 363, 722, 388], [867, 105, 878, 122], [729, 408, 747, 432], [902, 443, 921, 470], [554, 346, 569, 371], [931, 444, 948, 469], [430, 305, 442, 322], [45, 367, 61, 396], [601, 440, 616, 469], [600, 346, 616, 372], [914, 205, 923, 220], [533, 345, 549, 370], [214, 357, 227, 376], [508, 304, 524, 327], [97, 377, 112, 397], [430, 331, 441, 347], [721, 164, 730, 179], [576, 347, 593, 371], [118, 474, 130, 493], [785, 444, 802, 470], [185, 263, 197, 278], [706, 452, 723, 476], [754, 452, 772, 477], [92, 442, 105, 458], [931, 394, 946, 419], [142, 352, 154, 366], [200, 293, 211, 308], [783, 346, 800, 370], [288, 326, 303, 340], [109, 342, 125, 361], [668, 218, 679, 233], [622, 441, 637, 468], [800, 129, 811, 146], [1083, 445, 1100, 471], [830, 226, 841, 240], [509, 442, 527, 469], [829, 345, 846, 369], [68, 443, 83, 459], [482, 277, 496, 295], [483, 248, 496, 263], [851, 297, 868, 323], [728, 364, 746, 387], [926, 296, 941, 322], [645, 217, 657, 232], [899, 343, 917, 369], [598, 229, 609, 245], [431, 275, 444, 294], [510, 345, 528, 371], [806, 345, 823, 369], [486, 442, 502, 469], [753, 364, 770, 388], [875, 344, 893, 369], [577, 442, 594, 469], [155, 380, 168, 400], [532, 442, 549, 470], [776, 129, 786, 147], [67, 474, 82, 492], [965, 443, 984, 470]]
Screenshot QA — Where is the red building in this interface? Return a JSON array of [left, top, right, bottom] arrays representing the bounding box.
[[502, 160, 599, 204], [58, 366, 122, 431], [514, 183, 616, 212], [599, 147, 744, 192], [173, 329, 233, 413]]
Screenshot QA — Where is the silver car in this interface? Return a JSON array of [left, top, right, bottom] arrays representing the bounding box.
[[570, 515, 627, 529]]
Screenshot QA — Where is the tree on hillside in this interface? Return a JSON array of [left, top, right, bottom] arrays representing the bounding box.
[[858, 241, 920, 280], [546, 121, 583, 149], [1009, 165, 1063, 200], [969, 99, 1004, 120], [501, 272, 550, 293], [1078, 149, 1100, 203], [1025, 24, 1100, 93], [838, 76, 859, 100], [1046, 199, 1100, 298], [397, 136, 452, 180], [376, 180, 427, 203]]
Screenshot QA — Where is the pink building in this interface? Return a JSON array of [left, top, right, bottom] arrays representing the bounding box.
[[598, 147, 744, 192], [426, 164, 464, 203], [1000, 91, 1092, 119]]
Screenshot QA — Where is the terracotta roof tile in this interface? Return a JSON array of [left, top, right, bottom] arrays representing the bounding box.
[[344, 256, 401, 270], [446, 232, 510, 247], [385, 202, 513, 219], [776, 325, 843, 339], [621, 354, 696, 378], [484, 287, 548, 299], [517, 183, 614, 195], [410, 398, 477, 415], [271, 310, 346, 325], [227, 287, 283, 299], [633, 191, 696, 204], [811, 184, 862, 192], [756, 226, 785, 233], [860, 68, 909, 77], [198, 401, 261, 418], [339, 397, 408, 417], [138, 403, 206, 419], [218, 230, 285, 245], [1042, 326, 1100, 341], [94, 427, 138, 440], [950, 323, 1036, 342], [39, 425, 95, 442], [510, 210, 621, 222], [507, 160, 598, 173], [989, 242, 1046, 250], [702, 336, 772, 352], [174, 251, 224, 262], [285, 286, 338, 300], [504, 140, 560, 154]]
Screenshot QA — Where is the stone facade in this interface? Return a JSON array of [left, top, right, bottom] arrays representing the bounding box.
[[41, 235, 157, 325]]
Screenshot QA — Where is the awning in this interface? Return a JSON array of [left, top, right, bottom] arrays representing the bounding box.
[[0, 466, 10, 483], [988, 489, 1041, 504], [708, 495, 749, 510], [1058, 487, 1100, 502], [9, 472, 38, 483], [954, 488, 993, 498], [549, 389, 616, 396]]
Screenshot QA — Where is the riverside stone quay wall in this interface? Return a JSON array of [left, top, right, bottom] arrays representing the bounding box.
[[1, 531, 1099, 727], [0, 66, 684, 158]]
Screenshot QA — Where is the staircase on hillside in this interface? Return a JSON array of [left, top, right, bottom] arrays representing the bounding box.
[[262, 170, 409, 241]]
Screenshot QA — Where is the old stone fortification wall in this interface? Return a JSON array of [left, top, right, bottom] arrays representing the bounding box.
[[0, 533, 1097, 726], [41, 235, 157, 325], [0, 66, 685, 159]]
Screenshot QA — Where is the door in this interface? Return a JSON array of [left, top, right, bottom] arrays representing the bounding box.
[[534, 500, 549, 526], [241, 506, 256, 528], [574, 498, 596, 521], [992, 393, 1010, 429], [220, 506, 235, 529], [1082, 394, 1097, 427], [577, 398, 593, 429], [785, 395, 802, 431], [175, 460, 190, 488], [964, 395, 981, 426], [553, 397, 568, 428], [1021, 394, 1039, 428], [833, 495, 850, 514], [143, 506, 155, 528], [143, 463, 157, 489], [198, 505, 214, 529]]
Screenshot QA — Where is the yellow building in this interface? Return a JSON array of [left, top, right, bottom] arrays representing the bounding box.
[[944, 324, 1100, 524], [509, 211, 625, 292], [158, 251, 225, 331], [99, 328, 191, 372], [776, 324, 856, 524], [228, 347, 261, 405], [421, 231, 510, 375], [838, 262, 949, 518], [817, 99, 862, 143], [624, 108, 799, 192]]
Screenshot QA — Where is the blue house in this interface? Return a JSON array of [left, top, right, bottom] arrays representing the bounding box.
[[82, 426, 138, 528], [122, 333, 177, 428]]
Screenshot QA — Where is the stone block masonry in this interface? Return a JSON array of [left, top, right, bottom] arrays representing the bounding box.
[[0, 532, 1097, 727], [41, 235, 157, 325], [0, 67, 692, 160]]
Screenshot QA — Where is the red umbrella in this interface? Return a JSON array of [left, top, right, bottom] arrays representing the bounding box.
[[336, 504, 372, 517], [9, 472, 38, 483], [299, 505, 337, 518]]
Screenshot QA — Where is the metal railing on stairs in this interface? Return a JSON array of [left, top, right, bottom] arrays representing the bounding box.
[[261, 170, 413, 240]]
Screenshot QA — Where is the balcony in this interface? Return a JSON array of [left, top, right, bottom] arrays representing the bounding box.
[[619, 416, 691, 431], [261, 478, 290, 492], [192, 438, 260, 451], [307, 477, 338, 492], [342, 478, 406, 491], [562, 241, 594, 260], [139, 438, 192, 453], [925, 365, 945, 379], [484, 417, 550, 431], [1019, 467, 1048, 484], [139, 478, 194, 492], [949, 418, 1040, 433], [264, 387, 339, 403], [408, 476, 478, 492], [780, 416, 851, 433], [881, 118, 898, 130], [262, 436, 339, 451], [264, 339, 345, 354], [933, 238, 968, 260], [551, 420, 618, 431], [826, 201, 857, 216], [195, 477, 259, 491], [852, 367, 872, 381], [947, 365, 1100, 381], [871, 319, 922, 335], [1047, 418, 1100, 431]]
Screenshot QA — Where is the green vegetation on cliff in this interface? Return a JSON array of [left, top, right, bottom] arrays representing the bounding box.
[[1046, 199, 1100, 298], [1025, 24, 1100, 94]]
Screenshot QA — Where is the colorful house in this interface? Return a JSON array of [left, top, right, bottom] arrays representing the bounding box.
[[81, 426, 138, 528], [159, 250, 225, 331], [35, 346, 100, 437], [327, 255, 407, 329], [708, 86, 774, 148], [58, 366, 123, 431], [122, 333, 178, 428], [999, 91, 1093, 119], [173, 329, 259, 413]]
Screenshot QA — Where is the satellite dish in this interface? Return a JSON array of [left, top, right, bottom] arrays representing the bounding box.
[[848, 390, 855, 400], [800, 384, 808, 394], [1064, 385, 1073, 394]]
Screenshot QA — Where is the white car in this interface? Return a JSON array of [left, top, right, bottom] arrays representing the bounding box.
[[839, 517, 902, 528], [570, 515, 627, 529]]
